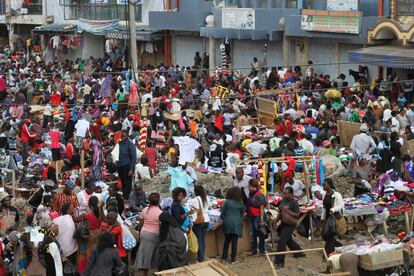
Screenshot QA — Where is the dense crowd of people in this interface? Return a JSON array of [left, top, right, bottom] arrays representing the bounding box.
[[0, 46, 413, 276]]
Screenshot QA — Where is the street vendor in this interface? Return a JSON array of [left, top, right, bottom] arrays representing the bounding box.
[[0, 192, 19, 236]]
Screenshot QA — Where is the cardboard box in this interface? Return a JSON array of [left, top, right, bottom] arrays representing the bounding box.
[[358, 249, 403, 271]]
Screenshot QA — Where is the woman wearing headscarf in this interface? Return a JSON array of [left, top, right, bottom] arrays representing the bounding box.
[[90, 138, 104, 181], [158, 212, 187, 271], [321, 178, 344, 255]]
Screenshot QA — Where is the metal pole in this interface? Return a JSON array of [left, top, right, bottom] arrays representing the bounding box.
[[129, 1, 138, 81]]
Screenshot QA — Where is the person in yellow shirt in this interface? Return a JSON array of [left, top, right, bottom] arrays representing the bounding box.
[[101, 113, 110, 126]]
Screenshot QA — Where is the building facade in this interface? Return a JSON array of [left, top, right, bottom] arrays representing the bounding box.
[[150, 0, 385, 79]]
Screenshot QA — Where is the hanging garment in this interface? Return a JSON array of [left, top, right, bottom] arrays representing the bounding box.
[[220, 43, 227, 67], [50, 35, 61, 49]]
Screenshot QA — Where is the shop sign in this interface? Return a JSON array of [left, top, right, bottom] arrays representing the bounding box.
[[222, 8, 255, 30], [301, 10, 361, 34], [327, 0, 358, 12], [106, 31, 129, 40]]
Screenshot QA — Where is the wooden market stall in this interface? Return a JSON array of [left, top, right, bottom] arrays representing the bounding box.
[[155, 260, 236, 276]]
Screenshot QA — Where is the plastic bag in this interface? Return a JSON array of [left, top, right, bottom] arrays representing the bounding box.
[[322, 215, 336, 240], [187, 229, 198, 254], [258, 224, 269, 240], [121, 224, 137, 250]]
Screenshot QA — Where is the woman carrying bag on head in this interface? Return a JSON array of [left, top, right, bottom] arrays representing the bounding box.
[[273, 186, 304, 268], [321, 178, 345, 255]]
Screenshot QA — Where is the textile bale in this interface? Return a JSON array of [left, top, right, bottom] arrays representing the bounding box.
[[320, 154, 346, 179], [359, 249, 403, 271], [337, 120, 361, 147], [257, 96, 275, 128]]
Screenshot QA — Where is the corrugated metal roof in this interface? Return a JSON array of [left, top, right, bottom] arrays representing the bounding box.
[[349, 45, 414, 69]]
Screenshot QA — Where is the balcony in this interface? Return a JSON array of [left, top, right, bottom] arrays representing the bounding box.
[[11, 0, 42, 15], [60, 1, 141, 22]]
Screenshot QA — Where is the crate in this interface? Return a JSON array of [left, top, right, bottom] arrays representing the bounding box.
[[358, 249, 403, 271]]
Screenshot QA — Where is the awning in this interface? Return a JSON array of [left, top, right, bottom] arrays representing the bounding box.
[[105, 27, 163, 41], [32, 24, 77, 34], [349, 45, 414, 69]]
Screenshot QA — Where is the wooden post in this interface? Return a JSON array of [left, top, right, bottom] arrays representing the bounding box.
[[55, 161, 59, 184], [405, 211, 410, 233], [266, 253, 278, 276], [303, 161, 311, 204], [12, 170, 16, 198], [80, 149, 85, 188]]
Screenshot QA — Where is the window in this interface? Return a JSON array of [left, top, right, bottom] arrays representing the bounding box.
[[63, 2, 142, 21], [398, 0, 414, 15]]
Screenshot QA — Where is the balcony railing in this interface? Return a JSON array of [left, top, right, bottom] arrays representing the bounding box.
[[0, 0, 5, 15], [62, 3, 142, 22]]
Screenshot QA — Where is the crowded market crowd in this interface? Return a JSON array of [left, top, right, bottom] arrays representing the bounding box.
[[1, 47, 414, 276]]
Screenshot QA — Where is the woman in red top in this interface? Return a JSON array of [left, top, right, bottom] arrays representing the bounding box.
[[106, 211, 128, 271], [78, 196, 102, 274], [144, 140, 157, 176]]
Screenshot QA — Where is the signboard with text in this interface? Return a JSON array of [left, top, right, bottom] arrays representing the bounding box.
[[301, 10, 361, 34], [222, 8, 255, 30], [327, 0, 358, 12]]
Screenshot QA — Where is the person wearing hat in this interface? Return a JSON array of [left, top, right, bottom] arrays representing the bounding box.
[[26, 180, 55, 212], [129, 182, 147, 213], [53, 179, 79, 215], [349, 123, 376, 173], [0, 192, 19, 236]]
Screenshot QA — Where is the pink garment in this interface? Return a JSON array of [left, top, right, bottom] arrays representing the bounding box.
[[128, 82, 139, 105], [53, 214, 77, 257], [140, 206, 162, 234], [9, 105, 23, 119], [49, 131, 60, 149]]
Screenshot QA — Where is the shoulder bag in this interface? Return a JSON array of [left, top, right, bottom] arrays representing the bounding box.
[[193, 198, 205, 225]]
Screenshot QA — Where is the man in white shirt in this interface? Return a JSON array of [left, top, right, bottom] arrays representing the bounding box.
[[141, 91, 153, 104], [299, 134, 314, 154], [233, 167, 251, 196], [350, 123, 376, 159], [284, 177, 305, 198], [246, 139, 267, 158], [74, 117, 90, 148]]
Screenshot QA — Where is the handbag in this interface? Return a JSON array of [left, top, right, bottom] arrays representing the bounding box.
[[331, 196, 347, 237], [334, 212, 347, 237], [258, 224, 269, 239], [281, 206, 298, 226], [193, 198, 205, 225]]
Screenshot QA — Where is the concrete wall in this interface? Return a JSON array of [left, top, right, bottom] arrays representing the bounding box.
[[232, 40, 283, 73], [45, 0, 65, 25], [82, 32, 104, 59], [174, 34, 206, 67]]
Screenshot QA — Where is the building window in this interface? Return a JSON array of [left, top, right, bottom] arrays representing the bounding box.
[[0, 0, 5, 15], [398, 0, 414, 15], [63, 1, 142, 22]]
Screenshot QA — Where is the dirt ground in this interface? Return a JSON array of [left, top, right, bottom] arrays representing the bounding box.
[[227, 240, 328, 276]]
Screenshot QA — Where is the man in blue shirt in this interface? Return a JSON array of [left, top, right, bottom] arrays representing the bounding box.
[[118, 131, 137, 199]]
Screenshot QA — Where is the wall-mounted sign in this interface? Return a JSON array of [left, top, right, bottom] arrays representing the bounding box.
[[222, 8, 255, 30], [106, 30, 129, 40], [301, 10, 361, 34], [327, 0, 358, 12]]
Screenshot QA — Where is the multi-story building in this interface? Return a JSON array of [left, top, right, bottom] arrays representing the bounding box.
[[149, 0, 383, 79], [0, 0, 165, 64], [349, 0, 414, 81]]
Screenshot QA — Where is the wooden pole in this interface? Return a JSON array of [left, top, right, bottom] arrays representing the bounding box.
[[81, 149, 85, 188], [267, 247, 329, 261], [12, 170, 16, 198], [55, 161, 59, 184], [266, 253, 278, 276]]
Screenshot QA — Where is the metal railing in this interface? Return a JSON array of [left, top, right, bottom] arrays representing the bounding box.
[[63, 3, 142, 21], [0, 0, 5, 15]]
